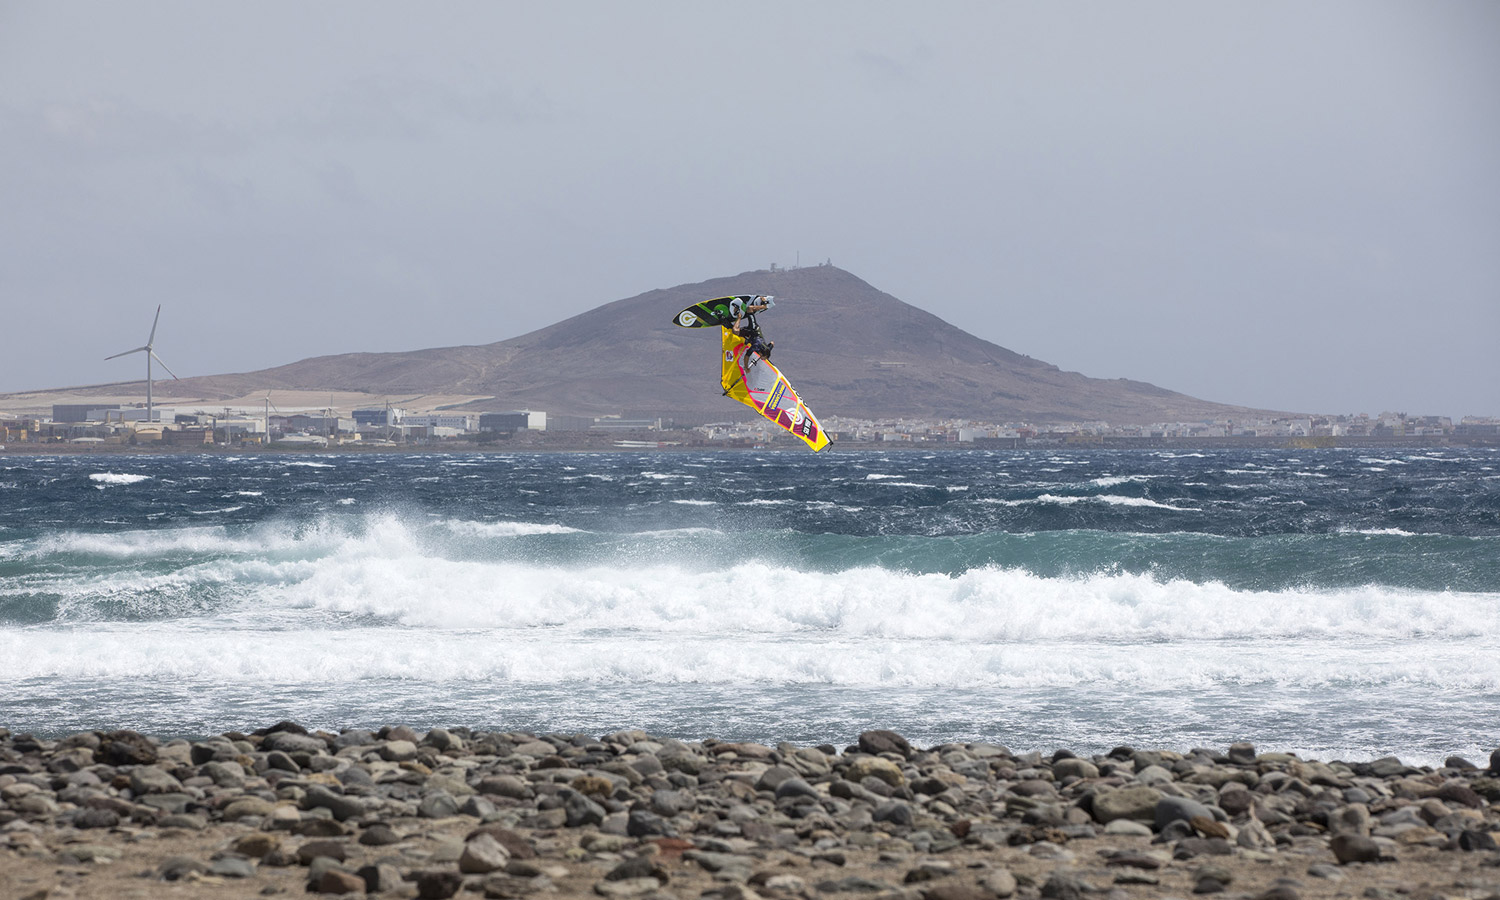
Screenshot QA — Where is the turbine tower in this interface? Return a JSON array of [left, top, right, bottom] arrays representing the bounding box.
[[105, 305, 180, 423]]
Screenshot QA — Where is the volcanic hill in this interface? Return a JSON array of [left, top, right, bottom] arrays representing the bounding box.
[[118, 266, 1261, 424]]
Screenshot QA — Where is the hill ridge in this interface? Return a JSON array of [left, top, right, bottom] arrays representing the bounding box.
[[30, 267, 1274, 425]]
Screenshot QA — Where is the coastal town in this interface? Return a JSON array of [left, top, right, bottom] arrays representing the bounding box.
[[2, 402, 1497, 452]]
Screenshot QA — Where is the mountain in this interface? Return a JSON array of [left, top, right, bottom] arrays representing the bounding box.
[[134, 266, 1262, 424]]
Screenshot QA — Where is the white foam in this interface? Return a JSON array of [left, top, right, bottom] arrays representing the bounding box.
[[89, 473, 150, 486], [1088, 475, 1159, 487], [983, 494, 1193, 511], [440, 519, 583, 537]]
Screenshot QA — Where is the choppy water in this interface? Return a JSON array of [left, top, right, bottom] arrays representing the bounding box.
[[2, 448, 1497, 763]]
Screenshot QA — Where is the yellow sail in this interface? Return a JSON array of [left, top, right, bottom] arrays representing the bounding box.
[[720, 327, 830, 452]]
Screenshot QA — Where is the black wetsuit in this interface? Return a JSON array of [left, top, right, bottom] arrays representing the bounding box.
[[736, 313, 771, 360]]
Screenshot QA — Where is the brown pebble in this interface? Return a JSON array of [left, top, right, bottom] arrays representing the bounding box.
[[1191, 815, 1231, 839], [317, 869, 366, 894]]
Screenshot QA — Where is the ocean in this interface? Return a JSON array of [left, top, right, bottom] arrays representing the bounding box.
[[1, 448, 1496, 764]]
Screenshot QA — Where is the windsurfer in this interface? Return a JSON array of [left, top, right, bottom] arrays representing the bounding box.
[[731, 296, 774, 360]]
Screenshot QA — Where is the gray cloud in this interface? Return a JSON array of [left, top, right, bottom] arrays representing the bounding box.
[[1, 0, 1496, 418]]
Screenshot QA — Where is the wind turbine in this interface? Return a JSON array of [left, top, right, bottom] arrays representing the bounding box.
[[105, 305, 179, 423]]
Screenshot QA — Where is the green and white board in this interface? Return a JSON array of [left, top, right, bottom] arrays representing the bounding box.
[[671, 295, 773, 329]]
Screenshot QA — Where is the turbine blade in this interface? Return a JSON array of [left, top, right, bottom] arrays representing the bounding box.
[[148, 305, 162, 347], [105, 346, 148, 361], [151, 351, 180, 380]]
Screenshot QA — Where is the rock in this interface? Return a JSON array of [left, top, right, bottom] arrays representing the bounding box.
[[1364, 757, 1411, 778], [478, 775, 533, 799], [1040, 870, 1091, 900], [379, 740, 419, 762], [1155, 796, 1214, 831], [1114, 871, 1160, 886], [316, 868, 367, 894], [296, 839, 348, 865], [333, 729, 377, 750], [460, 795, 497, 818], [137, 791, 193, 815], [1436, 782, 1485, 809], [775, 777, 819, 800], [73, 807, 120, 829], [626, 808, 670, 837], [232, 833, 281, 858], [157, 855, 205, 881], [294, 817, 349, 838], [201, 760, 246, 787], [649, 788, 694, 816], [1052, 758, 1098, 780], [1330, 832, 1382, 864], [128, 765, 183, 795], [1193, 864, 1233, 886], [1328, 803, 1371, 836], [416, 869, 464, 899], [1306, 864, 1345, 880], [1237, 818, 1276, 851], [595, 877, 665, 897], [97, 729, 158, 766], [859, 729, 914, 758], [418, 790, 459, 818], [1103, 820, 1152, 836], [263, 731, 328, 755], [563, 789, 606, 827], [358, 862, 404, 893], [1092, 786, 1163, 824], [570, 774, 614, 797], [467, 825, 536, 859], [755, 765, 798, 792], [1459, 830, 1499, 851], [210, 855, 256, 878], [1174, 837, 1233, 859], [1190, 815, 1231, 839], [358, 823, 401, 846], [1105, 852, 1167, 870], [304, 785, 366, 821], [922, 885, 992, 900], [812, 876, 890, 893], [847, 756, 905, 787], [425, 727, 464, 751], [606, 855, 668, 883], [980, 870, 1018, 898], [1227, 742, 1257, 764], [459, 833, 511, 874], [513, 740, 558, 757], [874, 801, 914, 828], [222, 797, 277, 820]]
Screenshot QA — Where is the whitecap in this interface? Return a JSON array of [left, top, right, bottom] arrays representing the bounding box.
[[89, 473, 150, 486]]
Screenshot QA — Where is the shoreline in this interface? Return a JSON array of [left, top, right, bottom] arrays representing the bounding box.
[[4, 725, 1499, 899], [2, 434, 1497, 456]]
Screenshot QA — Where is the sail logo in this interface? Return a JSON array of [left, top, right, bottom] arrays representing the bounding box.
[[767, 381, 788, 411], [678, 311, 698, 327]]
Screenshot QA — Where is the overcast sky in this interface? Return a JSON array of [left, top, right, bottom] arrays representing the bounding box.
[[2, 1, 1496, 418]]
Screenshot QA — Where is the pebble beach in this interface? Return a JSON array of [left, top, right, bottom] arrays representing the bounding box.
[[5, 724, 1500, 900]]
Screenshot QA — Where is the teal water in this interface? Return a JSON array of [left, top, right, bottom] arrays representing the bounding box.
[[1, 448, 1497, 761]]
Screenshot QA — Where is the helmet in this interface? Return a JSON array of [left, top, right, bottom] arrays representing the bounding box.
[[728, 298, 744, 317]]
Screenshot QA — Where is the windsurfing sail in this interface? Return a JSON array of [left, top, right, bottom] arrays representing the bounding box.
[[720, 326, 830, 452]]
